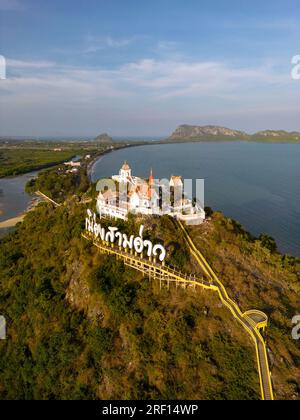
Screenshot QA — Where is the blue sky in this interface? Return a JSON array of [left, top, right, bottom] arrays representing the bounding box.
[[0, 0, 299, 136]]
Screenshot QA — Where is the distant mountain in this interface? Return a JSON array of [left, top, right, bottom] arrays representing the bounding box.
[[169, 125, 249, 141], [168, 125, 300, 143], [251, 130, 300, 142], [95, 133, 113, 143]]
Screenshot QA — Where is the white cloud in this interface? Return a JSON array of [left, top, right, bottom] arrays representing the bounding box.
[[84, 35, 135, 53], [0, 55, 297, 136], [157, 41, 179, 51], [3, 57, 289, 103], [118, 58, 288, 98], [7, 58, 56, 69]]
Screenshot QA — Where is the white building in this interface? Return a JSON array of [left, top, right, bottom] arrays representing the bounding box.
[[112, 161, 139, 185], [97, 162, 205, 225], [66, 168, 79, 174], [64, 161, 81, 168]]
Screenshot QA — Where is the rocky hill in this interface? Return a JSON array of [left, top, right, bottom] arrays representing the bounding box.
[[252, 130, 300, 142], [168, 125, 300, 143], [169, 125, 249, 141], [0, 202, 299, 400], [95, 133, 113, 144]]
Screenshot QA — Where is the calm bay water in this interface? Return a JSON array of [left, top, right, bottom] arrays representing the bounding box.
[[0, 156, 80, 224], [92, 142, 300, 257], [0, 172, 36, 222]]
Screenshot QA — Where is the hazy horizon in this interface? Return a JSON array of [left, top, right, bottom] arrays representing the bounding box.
[[1, 126, 300, 141], [0, 0, 300, 137]]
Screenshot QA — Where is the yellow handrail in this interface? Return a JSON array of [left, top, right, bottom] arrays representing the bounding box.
[[177, 220, 274, 401], [82, 225, 274, 401]]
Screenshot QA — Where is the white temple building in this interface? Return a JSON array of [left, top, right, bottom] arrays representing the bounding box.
[[97, 162, 205, 225]]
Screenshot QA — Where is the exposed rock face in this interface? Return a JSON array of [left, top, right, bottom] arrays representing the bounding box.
[[169, 125, 247, 140], [168, 125, 300, 142], [254, 130, 300, 140], [256, 130, 284, 137], [95, 133, 113, 143]]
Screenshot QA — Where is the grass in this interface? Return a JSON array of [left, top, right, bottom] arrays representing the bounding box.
[[186, 212, 300, 399], [0, 148, 78, 177], [0, 205, 260, 400], [0, 188, 299, 399]]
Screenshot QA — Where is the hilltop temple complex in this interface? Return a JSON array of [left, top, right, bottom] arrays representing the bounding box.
[[97, 162, 205, 225]]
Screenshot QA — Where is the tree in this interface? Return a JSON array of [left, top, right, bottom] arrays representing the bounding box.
[[259, 233, 278, 253]]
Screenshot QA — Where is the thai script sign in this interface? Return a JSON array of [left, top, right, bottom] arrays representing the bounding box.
[[85, 209, 166, 262]]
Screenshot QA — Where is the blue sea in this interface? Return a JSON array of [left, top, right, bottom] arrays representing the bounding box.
[[91, 142, 300, 257]]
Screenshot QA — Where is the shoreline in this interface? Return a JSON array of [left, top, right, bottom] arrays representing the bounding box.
[[2, 139, 297, 181], [0, 215, 25, 228], [0, 170, 38, 181], [1, 142, 299, 257], [0, 196, 42, 229], [0, 160, 73, 180], [87, 151, 110, 180], [88, 143, 300, 259], [87, 142, 151, 180]]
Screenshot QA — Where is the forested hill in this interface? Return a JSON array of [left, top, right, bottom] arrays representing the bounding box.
[[168, 125, 300, 143], [0, 200, 299, 399]]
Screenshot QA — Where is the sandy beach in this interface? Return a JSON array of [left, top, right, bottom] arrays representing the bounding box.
[[0, 196, 42, 229], [0, 215, 25, 228]]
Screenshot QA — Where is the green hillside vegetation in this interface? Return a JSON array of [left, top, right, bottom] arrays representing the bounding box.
[[167, 125, 300, 143], [26, 167, 90, 204], [0, 149, 78, 178], [0, 204, 259, 400], [0, 139, 122, 179], [185, 212, 300, 399], [167, 134, 300, 144], [0, 200, 299, 400], [251, 132, 300, 143]]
